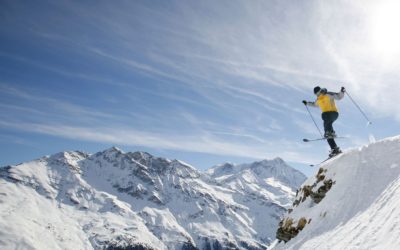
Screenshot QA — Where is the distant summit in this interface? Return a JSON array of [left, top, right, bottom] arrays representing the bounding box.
[[208, 157, 306, 207]]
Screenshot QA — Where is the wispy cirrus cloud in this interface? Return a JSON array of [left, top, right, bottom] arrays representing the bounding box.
[[0, 52, 132, 89], [0, 120, 314, 163], [0, 84, 119, 124], [2, 0, 400, 171], [0, 81, 314, 162]]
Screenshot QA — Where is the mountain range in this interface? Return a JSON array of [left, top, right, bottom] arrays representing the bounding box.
[[0, 147, 306, 250]]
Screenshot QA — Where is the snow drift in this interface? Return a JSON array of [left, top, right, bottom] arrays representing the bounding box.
[[273, 135, 400, 250], [0, 147, 305, 250]]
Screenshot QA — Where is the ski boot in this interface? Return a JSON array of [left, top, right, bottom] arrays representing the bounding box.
[[329, 147, 342, 158], [324, 131, 337, 139]]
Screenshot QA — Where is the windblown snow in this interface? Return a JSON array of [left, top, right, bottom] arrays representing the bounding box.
[[273, 135, 400, 250], [0, 147, 305, 250]]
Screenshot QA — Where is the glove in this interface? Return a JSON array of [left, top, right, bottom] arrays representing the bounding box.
[[341, 87, 346, 92], [302, 100, 307, 105]]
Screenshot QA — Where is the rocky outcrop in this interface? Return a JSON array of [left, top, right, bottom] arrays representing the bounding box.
[[276, 167, 335, 243], [276, 217, 309, 243], [292, 167, 335, 206]]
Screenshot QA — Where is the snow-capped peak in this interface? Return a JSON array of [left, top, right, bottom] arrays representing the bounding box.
[[97, 146, 124, 158], [205, 162, 236, 177]]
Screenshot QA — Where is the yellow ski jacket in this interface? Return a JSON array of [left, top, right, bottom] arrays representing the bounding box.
[[307, 90, 344, 113]]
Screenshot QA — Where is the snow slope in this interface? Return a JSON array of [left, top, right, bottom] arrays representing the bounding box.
[[0, 147, 306, 250], [273, 135, 400, 250]]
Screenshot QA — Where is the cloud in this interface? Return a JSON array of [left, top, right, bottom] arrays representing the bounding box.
[[0, 84, 120, 124], [0, 120, 315, 163], [3, 0, 400, 169], [0, 133, 37, 148], [294, 119, 322, 136], [88, 48, 193, 84], [222, 85, 302, 114], [2, 83, 306, 159], [313, 1, 400, 121], [0, 52, 128, 88]]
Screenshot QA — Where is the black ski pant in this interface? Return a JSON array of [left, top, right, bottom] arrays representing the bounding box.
[[322, 111, 339, 149]]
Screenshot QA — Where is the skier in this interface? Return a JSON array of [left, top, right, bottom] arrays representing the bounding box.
[[302, 86, 346, 157]]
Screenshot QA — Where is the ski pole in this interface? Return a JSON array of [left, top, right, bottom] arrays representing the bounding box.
[[345, 91, 372, 125], [304, 104, 324, 138]]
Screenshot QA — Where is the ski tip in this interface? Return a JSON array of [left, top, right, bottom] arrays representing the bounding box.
[[303, 138, 309, 142]]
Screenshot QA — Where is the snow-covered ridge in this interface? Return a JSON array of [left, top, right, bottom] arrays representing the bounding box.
[[208, 157, 304, 187], [0, 147, 306, 250], [273, 135, 400, 250], [208, 158, 306, 208]]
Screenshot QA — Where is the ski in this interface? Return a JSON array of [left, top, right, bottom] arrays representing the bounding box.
[[309, 153, 342, 167], [303, 136, 346, 142]]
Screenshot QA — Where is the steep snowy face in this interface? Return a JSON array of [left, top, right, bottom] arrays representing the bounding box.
[[0, 148, 306, 250], [83, 147, 201, 206], [273, 135, 400, 250]]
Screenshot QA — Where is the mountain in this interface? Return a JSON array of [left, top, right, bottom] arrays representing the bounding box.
[[272, 135, 400, 250], [0, 147, 306, 250], [207, 158, 306, 209]]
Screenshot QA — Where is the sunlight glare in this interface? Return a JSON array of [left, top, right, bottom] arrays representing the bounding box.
[[371, 0, 400, 56]]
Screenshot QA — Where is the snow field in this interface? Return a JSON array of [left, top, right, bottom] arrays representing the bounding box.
[[274, 135, 400, 250]]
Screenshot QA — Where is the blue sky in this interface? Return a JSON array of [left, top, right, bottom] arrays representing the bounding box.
[[1, 0, 400, 176]]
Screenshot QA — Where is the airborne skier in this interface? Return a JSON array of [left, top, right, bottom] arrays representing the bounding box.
[[303, 86, 346, 157]]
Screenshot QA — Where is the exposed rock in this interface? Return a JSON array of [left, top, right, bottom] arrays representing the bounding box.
[[276, 217, 309, 243], [276, 167, 335, 243]]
